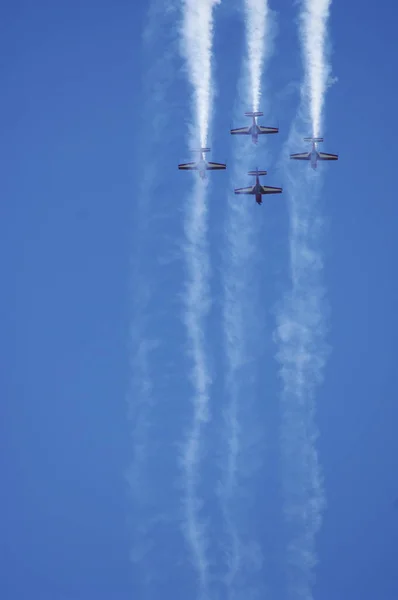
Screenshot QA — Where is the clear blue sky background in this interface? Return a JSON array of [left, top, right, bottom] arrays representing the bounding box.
[[2, 1, 398, 599]]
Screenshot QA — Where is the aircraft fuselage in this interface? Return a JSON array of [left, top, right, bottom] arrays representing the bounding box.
[[250, 117, 259, 144], [254, 177, 262, 203], [311, 144, 318, 169], [198, 155, 207, 178]]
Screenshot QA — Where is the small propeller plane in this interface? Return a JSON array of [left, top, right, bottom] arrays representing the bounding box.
[[230, 112, 278, 144], [290, 137, 338, 170], [234, 169, 282, 206], [178, 148, 226, 180]]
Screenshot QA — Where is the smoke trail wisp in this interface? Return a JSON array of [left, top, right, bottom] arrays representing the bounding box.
[[181, 178, 211, 592], [220, 2, 275, 597], [275, 1, 333, 597], [275, 154, 327, 600], [221, 184, 254, 593], [127, 3, 181, 597], [179, 0, 219, 593]]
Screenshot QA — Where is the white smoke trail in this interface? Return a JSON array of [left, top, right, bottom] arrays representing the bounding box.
[[179, 0, 219, 593], [220, 3, 275, 597], [127, 1, 179, 596], [221, 177, 255, 594], [275, 133, 327, 600], [181, 0, 220, 146], [244, 0, 271, 112], [274, 0, 333, 596], [300, 0, 332, 137], [181, 178, 211, 593]]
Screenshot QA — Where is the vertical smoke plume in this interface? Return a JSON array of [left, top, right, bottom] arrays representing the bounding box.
[[181, 177, 211, 593], [221, 181, 254, 593], [179, 0, 219, 593], [275, 156, 327, 600], [300, 0, 332, 137], [220, 2, 274, 597], [245, 0, 272, 112], [275, 1, 333, 597], [127, 3, 178, 595], [181, 0, 220, 146]]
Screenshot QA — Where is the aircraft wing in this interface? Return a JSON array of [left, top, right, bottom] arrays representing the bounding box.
[[230, 127, 251, 135], [259, 126, 278, 134], [317, 152, 338, 161], [290, 152, 311, 160], [207, 162, 226, 170], [260, 185, 282, 194], [178, 162, 198, 170], [234, 186, 255, 195]]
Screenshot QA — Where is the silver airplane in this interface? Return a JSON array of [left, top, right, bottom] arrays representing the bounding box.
[[290, 137, 338, 170], [234, 169, 282, 206], [230, 112, 278, 144], [178, 148, 226, 180]]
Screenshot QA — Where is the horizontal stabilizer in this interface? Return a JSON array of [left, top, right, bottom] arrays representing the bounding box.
[[245, 111, 263, 117], [248, 170, 267, 176], [304, 137, 323, 143], [191, 147, 210, 153]]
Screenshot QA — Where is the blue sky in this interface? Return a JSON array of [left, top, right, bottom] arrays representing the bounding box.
[[2, 1, 398, 599]]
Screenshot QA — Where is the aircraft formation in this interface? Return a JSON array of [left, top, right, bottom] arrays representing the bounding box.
[[178, 111, 339, 205]]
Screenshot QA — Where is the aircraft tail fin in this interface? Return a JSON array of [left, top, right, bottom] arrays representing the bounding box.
[[304, 137, 323, 143], [245, 111, 264, 118], [248, 169, 267, 176]]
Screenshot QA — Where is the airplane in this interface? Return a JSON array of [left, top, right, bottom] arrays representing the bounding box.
[[178, 148, 226, 179], [234, 169, 282, 206], [290, 137, 338, 170], [230, 111, 278, 144]]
